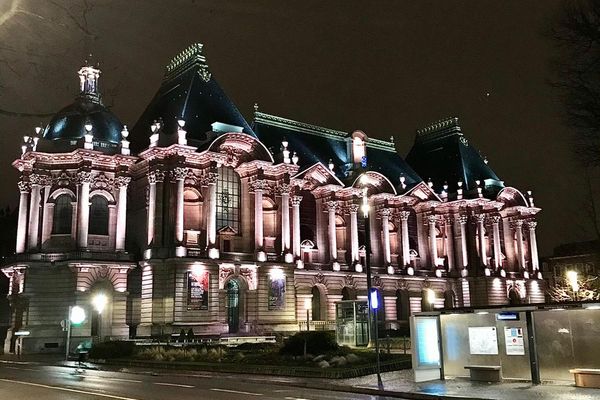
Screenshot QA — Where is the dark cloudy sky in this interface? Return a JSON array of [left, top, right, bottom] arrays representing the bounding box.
[[0, 0, 586, 256]]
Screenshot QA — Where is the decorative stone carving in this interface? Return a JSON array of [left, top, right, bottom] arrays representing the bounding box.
[[344, 274, 357, 289], [313, 272, 326, 285], [372, 274, 382, 288], [457, 214, 469, 225], [29, 173, 44, 186], [115, 176, 131, 188], [396, 279, 409, 290], [76, 171, 93, 184], [510, 219, 524, 230], [291, 196, 303, 206], [277, 183, 291, 196], [347, 204, 359, 214], [17, 180, 30, 193], [148, 169, 165, 184], [377, 208, 392, 218], [54, 172, 74, 187], [170, 167, 188, 181], [325, 200, 338, 212], [250, 179, 269, 192], [527, 221, 537, 230], [93, 173, 113, 190], [397, 210, 411, 221]]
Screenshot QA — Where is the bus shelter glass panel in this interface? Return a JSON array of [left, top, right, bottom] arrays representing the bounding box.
[[335, 300, 368, 347]]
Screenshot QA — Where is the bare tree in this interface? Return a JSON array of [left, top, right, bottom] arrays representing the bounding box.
[[548, 275, 600, 302], [552, 0, 600, 240]]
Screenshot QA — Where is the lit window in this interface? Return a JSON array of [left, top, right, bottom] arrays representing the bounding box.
[[89, 196, 109, 235], [52, 194, 73, 234], [216, 167, 240, 233]]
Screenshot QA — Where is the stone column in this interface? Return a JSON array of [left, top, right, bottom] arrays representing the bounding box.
[[115, 176, 131, 251], [326, 200, 338, 262], [16, 180, 30, 254], [491, 215, 502, 270], [349, 204, 359, 264], [146, 171, 158, 246], [280, 184, 291, 253], [172, 167, 187, 244], [251, 179, 268, 251], [27, 174, 42, 251], [292, 195, 302, 258], [427, 215, 438, 267], [457, 214, 469, 268], [40, 176, 52, 246], [76, 171, 92, 248], [205, 172, 218, 249], [399, 210, 411, 267], [512, 220, 526, 271], [380, 208, 392, 265], [474, 214, 487, 266], [444, 215, 455, 271], [527, 221, 539, 271]]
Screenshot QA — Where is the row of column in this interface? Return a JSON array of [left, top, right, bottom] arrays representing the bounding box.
[[16, 171, 130, 254], [318, 201, 539, 275]]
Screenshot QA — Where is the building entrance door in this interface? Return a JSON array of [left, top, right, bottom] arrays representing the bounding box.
[[227, 279, 240, 333]]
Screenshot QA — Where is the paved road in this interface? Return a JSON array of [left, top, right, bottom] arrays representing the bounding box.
[[0, 360, 396, 400]]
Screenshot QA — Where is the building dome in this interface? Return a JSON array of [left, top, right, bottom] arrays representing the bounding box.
[[43, 97, 123, 143], [42, 64, 123, 145]]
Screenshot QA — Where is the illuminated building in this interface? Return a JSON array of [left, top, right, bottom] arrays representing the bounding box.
[[3, 44, 543, 353]]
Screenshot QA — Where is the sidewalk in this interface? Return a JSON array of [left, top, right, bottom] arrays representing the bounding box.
[[333, 369, 600, 400], [2, 354, 598, 400]]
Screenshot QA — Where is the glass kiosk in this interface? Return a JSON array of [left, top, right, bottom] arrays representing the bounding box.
[[335, 300, 369, 347]]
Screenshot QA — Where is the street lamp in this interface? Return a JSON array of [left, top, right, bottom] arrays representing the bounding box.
[[566, 270, 579, 301], [361, 185, 383, 389], [92, 293, 108, 340], [65, 305, 86, 361], [304, 297, 311, 332]]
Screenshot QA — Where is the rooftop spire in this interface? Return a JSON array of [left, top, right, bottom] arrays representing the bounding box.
[[78, 55, 102, 103]]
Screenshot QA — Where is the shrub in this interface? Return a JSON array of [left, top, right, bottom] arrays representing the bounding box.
[[89, 341, 135, 359], [280, 331, 338, 356], [235, 342, 278, 353]]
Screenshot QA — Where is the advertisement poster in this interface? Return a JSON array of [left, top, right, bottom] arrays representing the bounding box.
[[268, 275, 286, 310], [504, 327, 525, 355], [468, 326, 499, 355], [187, 271, 209, 310]]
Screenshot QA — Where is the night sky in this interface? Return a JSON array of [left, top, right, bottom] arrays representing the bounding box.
[[0, 0, 586, 256]]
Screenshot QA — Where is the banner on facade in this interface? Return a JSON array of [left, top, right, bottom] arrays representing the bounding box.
[[187, 271, 209, 310], [268, 275, 286, 310]]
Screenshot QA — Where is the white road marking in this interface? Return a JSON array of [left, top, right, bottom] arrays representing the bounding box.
[[285, 397, 313, 400], [211, 388, 264, 396], [0, 378, 142, 400], [154, 382, 194, 388], [5, 366, 38, 371], [109, 377, 143, 383]]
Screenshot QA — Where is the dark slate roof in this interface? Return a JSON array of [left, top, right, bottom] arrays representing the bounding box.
[[405, 117, 503, 199], [130, 43, 253, 152], [42, 94, 123, 145], [253, 111, 423, 191]]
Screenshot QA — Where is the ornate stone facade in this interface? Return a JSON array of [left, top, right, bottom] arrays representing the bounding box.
[[2, 43, 545, 354]]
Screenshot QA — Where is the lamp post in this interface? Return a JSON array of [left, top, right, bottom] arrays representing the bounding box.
[[65, 305, 86, 361], [92, 293, 108, 341], [362, 186, 383, 388], [304, 297, 311, 332], [566, 270, 579, 301]]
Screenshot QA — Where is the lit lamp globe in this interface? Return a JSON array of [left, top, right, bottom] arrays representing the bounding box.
[[70, 306, 86, 325], [92, 293, 108, 314]]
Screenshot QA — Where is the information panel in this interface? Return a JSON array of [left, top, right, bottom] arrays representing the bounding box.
[[187, 271, 209, 310], [414, 317, 440, 367], [504, 327, 525, 355], [468, 326, 499, 355]]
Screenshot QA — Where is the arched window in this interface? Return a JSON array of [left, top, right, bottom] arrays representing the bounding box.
[[89, 196, 109, 235], [52, 194, 73, 234], [311, 286, 322, 321], [216, 167, 241, 233]]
